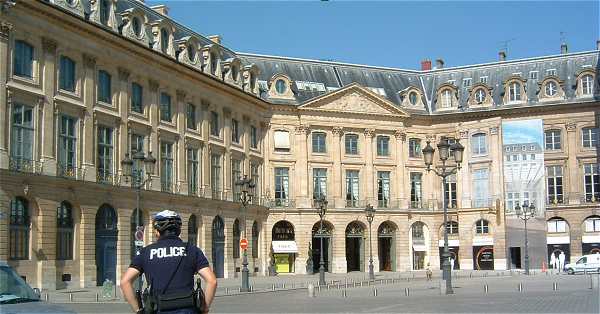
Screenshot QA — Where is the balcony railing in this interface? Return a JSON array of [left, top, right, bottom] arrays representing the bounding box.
[[9, 157, 42, 174], [161, 180, 174, 193], [57, 164, 85, 180], [97, 169, 119, 185], [546, 195, 567, 207], [268, 198, 296, 208]]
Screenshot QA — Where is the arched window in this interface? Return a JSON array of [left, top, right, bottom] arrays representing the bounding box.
[[160, 28, 169, 53], [474, 88, 486, 104], [411, 222, 424, 241], [131, 17, 141, 37], [547, 218, 567, 233], [584, 216, 600, 232], [187, 44, 196, 62], [130, 208, 144, 258], [188, 215, 198, 247], [57, 201, 74, 260], [252, 221, 259, 259], [210, 52, 218, 75], [544, 81, 558, 97], [409, 91, 418, 106], [445, 221, 459, 235], [233, 219, 240, 259], [475, 219, 489, 234], [9, 197, 30, 260], [581, 74, 594, 96], [471, 133, 487, 155], [440, 89, 453, 108], [99, 0, 110, 25]]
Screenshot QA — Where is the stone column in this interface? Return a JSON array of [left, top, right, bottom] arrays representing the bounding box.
[[35, 198, 58, 290], [148, 79, 160, 190], [331, 127, 343, 208], [294, 125, 309, 208], [0, 21, 12, 168], [81, 54, 97, 180], [394, 129, 407, 208], [176, 90, 187, 195], [565, 122, 579, 204], [40, 38, 59, 175], [364, 128, 375, 205]]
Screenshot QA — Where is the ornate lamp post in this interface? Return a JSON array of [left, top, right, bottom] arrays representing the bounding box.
[[235, 174, 255, 292], [121, 150, 156, 289], [314, 195, 328, 286], [365, 204, 376, 280], [515, 201, 536, 275], [422, 138, 464, 295]]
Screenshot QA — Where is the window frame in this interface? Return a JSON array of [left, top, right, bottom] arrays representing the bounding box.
[[345, 134, 359, 155], [13, 40, 34, 79], [97, 70, 112, 104], [582, 127, 598, 148], [312, 132, 327, 154], [544, 129, 561, 150], [9, 197, 30, 260], [159, 92, 172, 122], [97, 125, 113, 183], [56, 201, 74, 260], [471, 133, 488, 156], [475, 219, 489, 234], [408, 138, 421, 158], [160, 141, 174, 192], [131, 82, 143, 114], [376, 135, 390, 157], [59, 55, 76, 92]]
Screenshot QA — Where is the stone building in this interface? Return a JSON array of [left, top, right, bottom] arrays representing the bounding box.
[[1, 0, 599, 289]]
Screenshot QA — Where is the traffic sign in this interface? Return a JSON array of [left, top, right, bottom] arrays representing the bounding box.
[[135, 240, 144, 247], [135, 230, 144, 241], [240, 238, 248, 250]]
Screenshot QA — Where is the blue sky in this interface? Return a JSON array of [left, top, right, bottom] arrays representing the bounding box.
[[502, 120, 544, 145], [146, 1, 599, 70]]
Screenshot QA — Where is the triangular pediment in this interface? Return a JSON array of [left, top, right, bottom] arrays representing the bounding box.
[[298, 83, 409, 117]]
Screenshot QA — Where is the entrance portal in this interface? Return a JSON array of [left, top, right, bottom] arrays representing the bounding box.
[[212, 216, 225, 278], [312, 221, 333, 273], [377, 221, 396, 271], [345, 221, 365, 272], [272, 220, 296, 273], [95, 204, 118, 286]]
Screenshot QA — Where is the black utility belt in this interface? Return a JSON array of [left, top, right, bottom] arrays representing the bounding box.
[[143, 288, 205, 314]]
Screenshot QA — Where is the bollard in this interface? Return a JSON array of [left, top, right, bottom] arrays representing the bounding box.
[[484, 284, 488, 293], [590, 275, 594, 290], [552, 282, 558, 291], [69, 293, 73, 302], [373, 287, 378, 297], [337, 283, 340, 289], [282, 283, 285, 289], [360, 281, 363, 287], [238, 287, 241, 293], [45, 293, 49, 302], [327, 284, 330, 290], [342, 289, 347, 298], [518, 282, 523, 292], [404, 287, 410, 296], [225, 287, 229, 294], [271, 284, 275, 291], [308, 284, 315, 298], [96, 293, 99, 302]]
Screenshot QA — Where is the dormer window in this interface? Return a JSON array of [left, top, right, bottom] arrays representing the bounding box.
[[409, 91, 418, 105], [132, 17, 141, 37], [440, 90, 452, 108], [582, 74, 594, 95], [545, 81, 558, 97], [100, 0, 110, 25], [250, 73, 256, 91], [187, 44, 196, 62], [509, 82, 521, 102], [474, 88, 486, 104], [275, 79, 287, 95], [160, 28, 169, 53], [210, 52, 218, 75], [231, 65, 239, 82]]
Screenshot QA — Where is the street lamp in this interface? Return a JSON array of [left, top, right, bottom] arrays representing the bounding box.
[[121, 150, 156, 289], [422, 138, 464, 295], [314, 195, 328, 286], [235, 174, 255, 292], [365, 204, 376, 281], [515, 201, 536, 275]]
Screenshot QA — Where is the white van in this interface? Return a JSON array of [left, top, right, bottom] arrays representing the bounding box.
[[564, 253, 600, 274]]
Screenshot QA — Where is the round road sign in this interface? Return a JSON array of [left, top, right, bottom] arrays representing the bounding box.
[[240, 238, 248, 250], [135, 230, 144, 241]]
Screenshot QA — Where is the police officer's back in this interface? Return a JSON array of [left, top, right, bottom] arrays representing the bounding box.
[[120, 210, 217, 314]]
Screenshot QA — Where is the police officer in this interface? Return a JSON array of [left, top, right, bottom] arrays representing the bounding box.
[[121, 210, 217, 314]]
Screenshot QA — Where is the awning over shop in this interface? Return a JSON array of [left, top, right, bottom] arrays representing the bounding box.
[[272, 241, 298, 253], [412, 244, 427, 252]]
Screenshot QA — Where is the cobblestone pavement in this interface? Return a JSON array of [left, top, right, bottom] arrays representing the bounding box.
[[54, 273, 599, 313]]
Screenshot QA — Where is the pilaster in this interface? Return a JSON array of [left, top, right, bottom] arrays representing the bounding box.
[[0, 20, 12, 168], [148, 79, 160, 190], [176, 90, 187, 195], [394, 129, 406, 208], [565, 122, 580, 204], [294, 125, 310, 208], [364, 128, 375, 205], [331, 127, 343, 208], [40, 37, 58, 175]]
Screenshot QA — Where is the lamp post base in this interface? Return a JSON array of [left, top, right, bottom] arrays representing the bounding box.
[[241, 251, 250, 292]]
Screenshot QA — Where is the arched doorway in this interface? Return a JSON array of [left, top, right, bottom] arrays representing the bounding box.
[[583, 215, 600, 254], [271, 220, 296, 273], [378, 221, 397, 272], [345, 221, 365, 272], [311, 220, 333, 273], [546, 217, 570, 269], [212, 216, 225, 278], [410, 221, 428, 270], [96, 204, 118, 286]]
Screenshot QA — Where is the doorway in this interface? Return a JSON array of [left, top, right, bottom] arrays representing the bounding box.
[[377, 221, 396, 272], [510, 247, 522, 269], [95, 204, 118, 286], [345, 221, 365, 272], [212, 216, 225, 278], [312, 220, 333, 273]]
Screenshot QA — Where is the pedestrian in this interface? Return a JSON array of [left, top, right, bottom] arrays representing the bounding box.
[[426, 263, 432, 281], [121, 210, 217, 314]]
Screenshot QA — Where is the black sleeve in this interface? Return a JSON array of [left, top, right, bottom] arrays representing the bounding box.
[[194, 247, 210, 271], [130, 247, 145, 273]]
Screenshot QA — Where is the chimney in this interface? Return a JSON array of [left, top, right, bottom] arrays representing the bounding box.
[[499, 50, 506, 61], [435, 59, 444, 69], [596, 39, 600, 50], [208, 35, 222, 45], [420, 59, 432, 71], [151, 5, 169, 16], [560, 42, 568, 54]]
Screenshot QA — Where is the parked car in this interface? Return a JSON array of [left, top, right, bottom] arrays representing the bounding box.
[[564, 253, 600, 275], [0, 261, 75, 313]]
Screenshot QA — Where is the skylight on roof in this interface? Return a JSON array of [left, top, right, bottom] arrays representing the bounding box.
[[296, 81, 326, 92]]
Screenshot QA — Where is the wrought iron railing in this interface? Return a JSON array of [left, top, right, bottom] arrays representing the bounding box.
[[57, 164, 85, 180], [96, 169, 119, 185], [9, 157, 42, 174]]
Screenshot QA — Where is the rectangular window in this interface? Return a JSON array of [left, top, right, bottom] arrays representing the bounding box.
[[444, 174, 457, 209], [58, 115, 77, 178], [211, 154, 222, 199], [184, 103, 196, 130], [130, 134, 144, 184], [59, 56, 76, 92], [231, 119, 240, 143], [131, 83, 143, 113], [471, 133, 487, 155], [210, 111, 219, 136], [14, 40, 34, 78], [10, 104, 34, 170], [584, 163, 600, 202], [312, 132, 326, 153], [582, 127, 598, 148], [98, 70, 111, 104], [545, 129, 561, 150], [462, 78, 472, 87], [345, 170, 359, 207], [479, 76, 488, 84], [97, 126, 113, 183], [410, 172, 422, 208], [529, 71, 538, 80], [187, 148, 199, 195], [409, 138, 421, 158], [509, 82, 521, 102], [232, 159, 242, 202], [345, 134, 358, 155], [506, 192, 520, 212], [274, 167, 289, 207], [250, 126, 258, 149], [313, 168, 327, 200], [377, 136, 390, 156], [160, 92, 172, 122], [586, 218, 600, 232], [377, 171, 390, 208], [251, 163, 260, 203], [548, 220, 566, 233], [160, 142, 174, 192], [274, 130, 290, 152], [546, 69, 557, 76], [472, 169, 489, 207]]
